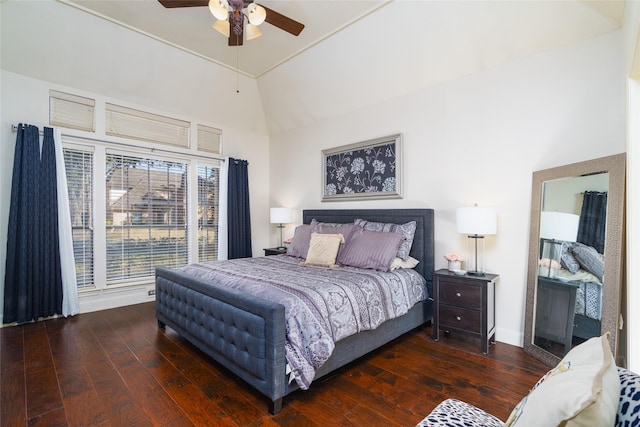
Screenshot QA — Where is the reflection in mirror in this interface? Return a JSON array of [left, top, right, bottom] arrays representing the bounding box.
[[534, 174, 607, 358], [524, 154, 625, 367]]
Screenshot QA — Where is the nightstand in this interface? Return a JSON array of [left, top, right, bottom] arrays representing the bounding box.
[[432, 269, 498, 353], [534, 275, 580, 356], [263, 247, 287, 256]]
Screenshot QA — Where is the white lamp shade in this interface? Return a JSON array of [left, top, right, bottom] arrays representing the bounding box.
[[212, 19, 230, 37], [247, 3, 266, 26], [456, 206, 497, 235], [539, 211, 580, 242], [245, 23, 262, 40], [208, 0, 230, 20], [270, 207, 291, 224]]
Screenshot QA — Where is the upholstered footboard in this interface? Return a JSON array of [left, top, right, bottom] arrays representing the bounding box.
[[155, 266, 288, 414]]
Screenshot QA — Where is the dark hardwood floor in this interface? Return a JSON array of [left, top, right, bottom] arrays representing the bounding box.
[[1, 302, 549, 426]]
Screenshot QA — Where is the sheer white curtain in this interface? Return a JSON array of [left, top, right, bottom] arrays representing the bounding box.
[[217, 157, 229, 260], [54, 128, 79, 316]]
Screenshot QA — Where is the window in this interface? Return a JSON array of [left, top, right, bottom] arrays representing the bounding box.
[[64, 146, 94, 288], [197, 124, 223, 154], [197, 164, 220, 262], [55, 93, 224, 290], [105, 152, 189, 284]]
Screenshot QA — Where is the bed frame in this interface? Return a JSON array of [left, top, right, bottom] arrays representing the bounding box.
[[155, 208, 434, 414]]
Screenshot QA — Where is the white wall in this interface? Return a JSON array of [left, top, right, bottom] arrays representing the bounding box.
[[623, 0, 640, 372], [0, 1, 270, 315], [269, 30, 626, 347]]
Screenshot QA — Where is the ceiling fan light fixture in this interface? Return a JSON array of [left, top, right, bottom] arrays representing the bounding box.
[[212, 19, 230, 37], [208, 0, 229, 21], [245, 23, 262, 40], [247, 3, 266, 26]]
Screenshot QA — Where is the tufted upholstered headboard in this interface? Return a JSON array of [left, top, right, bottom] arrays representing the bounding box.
[[302, 209, 435, 287]]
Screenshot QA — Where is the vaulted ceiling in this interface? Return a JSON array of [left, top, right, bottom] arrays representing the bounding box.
[[62, 0, 626, 79]]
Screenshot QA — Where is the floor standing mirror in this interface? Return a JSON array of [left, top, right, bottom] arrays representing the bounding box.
[[523, 154, 626, 366]]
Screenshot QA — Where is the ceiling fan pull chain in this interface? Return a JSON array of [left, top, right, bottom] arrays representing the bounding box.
[[236, 45, 240, 93]]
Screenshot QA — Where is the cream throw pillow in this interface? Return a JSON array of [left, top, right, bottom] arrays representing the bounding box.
[[506, 333, 620, 426], [300, 233, 344, 268], [389, 256, 419, 271]]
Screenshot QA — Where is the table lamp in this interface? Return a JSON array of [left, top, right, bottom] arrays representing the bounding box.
[[539, 211, 579, 277], [270, 207, 291, 249], [456, 205, 497, 276]]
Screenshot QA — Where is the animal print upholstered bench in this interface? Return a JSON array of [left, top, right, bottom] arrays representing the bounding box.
[[417, 335, 640, 427]]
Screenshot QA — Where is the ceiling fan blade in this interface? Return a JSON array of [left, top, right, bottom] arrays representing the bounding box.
[[260, 4, 304, 36], [158, 0, 208, 8]]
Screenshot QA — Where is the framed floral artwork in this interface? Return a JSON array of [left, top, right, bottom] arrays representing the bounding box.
[[322, 133, 402, 201]]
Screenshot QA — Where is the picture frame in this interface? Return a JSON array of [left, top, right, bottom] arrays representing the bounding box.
[[322, 133, 402, 202]]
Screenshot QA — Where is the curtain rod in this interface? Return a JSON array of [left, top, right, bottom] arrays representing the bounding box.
[[10, 124, 225, 162]]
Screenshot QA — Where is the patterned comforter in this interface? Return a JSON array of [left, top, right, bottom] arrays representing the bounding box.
[[556, 268, 602, 320], [181, 255, 428, 389]]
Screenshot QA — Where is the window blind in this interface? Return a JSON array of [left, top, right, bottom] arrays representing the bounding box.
[[197, 164, 220, 262], [63, 146, 95, 288], [197, 124, 223, 154], [105, 103, 190, 148], [50, 90, 95, 132], [105, 152, 188, 284]]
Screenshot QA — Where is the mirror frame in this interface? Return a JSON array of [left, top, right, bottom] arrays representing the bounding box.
[[523, 153, 626, 366]]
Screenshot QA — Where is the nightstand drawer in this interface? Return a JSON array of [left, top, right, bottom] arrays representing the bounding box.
[[439, 282, 482, 308], [439, 304, 482, 333]]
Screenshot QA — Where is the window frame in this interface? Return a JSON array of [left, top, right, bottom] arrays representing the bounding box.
[[61, 135, 222, 292]]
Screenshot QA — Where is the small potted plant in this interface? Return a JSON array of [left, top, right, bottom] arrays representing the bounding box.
[[444, 252, 464, 271]]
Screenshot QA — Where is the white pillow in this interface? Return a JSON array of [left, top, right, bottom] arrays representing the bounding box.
[[299, 233, 344, 268], [389, 256, 419, 271], [506, 333, 620, 426]]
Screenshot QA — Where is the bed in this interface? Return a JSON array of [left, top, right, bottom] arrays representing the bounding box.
[[155, 208, 435, 414]]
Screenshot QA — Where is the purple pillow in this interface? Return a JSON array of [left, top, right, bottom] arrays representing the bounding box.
[[337, 229, 404, 271], [354, 219, 416, 261], [287, 224, 314, 258], [313, 223, 360, 258]]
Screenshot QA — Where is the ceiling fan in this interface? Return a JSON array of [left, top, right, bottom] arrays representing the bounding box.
[[158, 0, 305, 46]]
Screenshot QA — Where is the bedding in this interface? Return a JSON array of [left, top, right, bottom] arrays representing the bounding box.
[[181, 255, 428, 389], [555, 268, 603, 321], [548, 240, 604, 322], [156, 208, 435, 413]]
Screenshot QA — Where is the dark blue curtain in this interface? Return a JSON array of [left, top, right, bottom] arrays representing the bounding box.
[[227, 158, 252, 259], [577, 191, 607, 254], [4, 125, 63, 324]]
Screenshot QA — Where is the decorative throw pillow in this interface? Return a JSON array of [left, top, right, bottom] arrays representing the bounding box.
[[354, 219, 416, 261], [561, 242, 581, 274], [310, 218, 346, 227], [287, 223, 360, 260], [313, 223, 360, 245], [571, 243, 604, 282], [389, 256, 420, 271], [287, 224, 314, 258], [337, 229, 404, 271], [616, 367, 640, 426], [300, 233, 344, 268], [505, 334, 620, 427]]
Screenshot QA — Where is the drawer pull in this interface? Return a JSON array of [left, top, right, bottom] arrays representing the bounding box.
[[455, 292, 462, 298], [456, 316, 461, 321]]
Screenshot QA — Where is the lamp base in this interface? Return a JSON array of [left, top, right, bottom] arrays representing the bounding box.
[[466, 270, 486, 277]]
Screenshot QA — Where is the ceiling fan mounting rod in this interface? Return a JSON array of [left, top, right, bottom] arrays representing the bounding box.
[[229, 0, 252, 36]]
